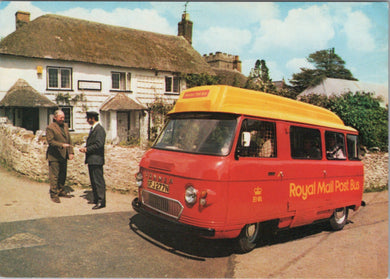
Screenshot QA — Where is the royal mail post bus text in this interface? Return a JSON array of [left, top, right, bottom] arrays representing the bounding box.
[[132, 85, 364, 253]]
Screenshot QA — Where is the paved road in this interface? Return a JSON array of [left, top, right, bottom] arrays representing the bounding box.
[[0, 166, 388, 277]]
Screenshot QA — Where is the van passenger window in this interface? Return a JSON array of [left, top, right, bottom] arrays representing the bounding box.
[[347, 134, 360, 160], [290, 126, 322, 159], [325, 132, 346, 160], [239, 119, 276, 158]]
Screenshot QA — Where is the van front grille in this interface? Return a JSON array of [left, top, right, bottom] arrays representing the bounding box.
[[141, 190, 183, 219]]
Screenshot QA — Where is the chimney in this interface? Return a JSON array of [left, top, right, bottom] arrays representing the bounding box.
[[178, 12, 193, 45], [15, 11, 30, 30], [233, 55, 242, 73]]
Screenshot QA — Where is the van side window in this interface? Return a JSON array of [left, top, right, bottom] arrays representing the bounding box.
[[347, 134, 360, 160], [239, 119, 276, 158], [290, 126, 322, 159], [325, 131, 346, 160]]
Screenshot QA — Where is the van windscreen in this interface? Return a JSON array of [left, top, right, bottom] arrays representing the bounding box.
[[153, 113, 238, 156]]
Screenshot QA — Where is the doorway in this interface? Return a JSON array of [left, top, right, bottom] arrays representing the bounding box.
[[22, 108, 39, 133]]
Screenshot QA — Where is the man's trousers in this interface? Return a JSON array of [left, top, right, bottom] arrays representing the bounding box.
[[88, 164, 106, 204], [49, 160, 67, 198]]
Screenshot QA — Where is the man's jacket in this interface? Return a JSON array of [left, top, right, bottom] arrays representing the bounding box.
[[46, 121, 74, 161], [85, 123, 106, 165]]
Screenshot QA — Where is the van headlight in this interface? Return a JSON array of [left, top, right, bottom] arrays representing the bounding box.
[[135, 172, 143, 187], [185, 185, 197, 204]]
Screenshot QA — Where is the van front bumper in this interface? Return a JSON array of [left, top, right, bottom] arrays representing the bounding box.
[[132, 197, 215, 237]]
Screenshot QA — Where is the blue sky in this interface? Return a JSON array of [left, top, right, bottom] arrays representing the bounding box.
[[0, 1, 388, 85]]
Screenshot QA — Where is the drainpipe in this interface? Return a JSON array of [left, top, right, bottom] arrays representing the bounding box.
[[147, 108, 151, 141]]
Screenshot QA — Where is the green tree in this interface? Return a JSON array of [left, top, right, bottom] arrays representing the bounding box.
[[246, 59, 276, 93], [290, 49, 357, 95], [301, 92, 388, 151], [183, 73, 219, 88], [148, 97, 175, 141]]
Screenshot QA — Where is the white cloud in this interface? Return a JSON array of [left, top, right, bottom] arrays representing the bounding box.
[[286, 58, 315, 72], [0, 1, 44, 38], [0, 2, 175, 39], [343, 10, 375, 52], [197, 26, 252, 54], [58, 7, 175, 35], [252, 5, 335, 52], [241, 59, 253, 77], [153, 2, 280, 27], [266, 60, 284, 81]]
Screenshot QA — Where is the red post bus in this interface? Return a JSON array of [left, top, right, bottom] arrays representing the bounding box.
[[132, 85, 364, 253]]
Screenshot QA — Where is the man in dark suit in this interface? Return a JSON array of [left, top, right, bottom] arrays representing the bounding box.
[[79, 111, 106, 209], [46, 110, 74, 203]]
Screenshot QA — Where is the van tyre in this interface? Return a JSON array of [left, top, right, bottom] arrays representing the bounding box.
[[329, 207, 348, 230], [236, 223, 260, 253]]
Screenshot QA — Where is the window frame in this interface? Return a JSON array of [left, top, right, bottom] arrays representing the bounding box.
[[165, 76, 180, 95], [111, 71, 132, 92], [346, 134, 360, 161], [237, 118, 277, 158], [59, 106, 73, 130], [325, 131, 347, 160], [290, 126, 322, 160], [47, 66, 73, 90]]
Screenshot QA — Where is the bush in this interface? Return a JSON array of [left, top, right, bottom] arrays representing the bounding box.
[[300, 92, 388, 151]]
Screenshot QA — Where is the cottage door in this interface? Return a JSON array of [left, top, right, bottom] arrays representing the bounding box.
[[117, 111, 129, 143]]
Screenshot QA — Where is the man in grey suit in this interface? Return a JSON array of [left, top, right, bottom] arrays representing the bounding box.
[[79, 111, 106, 210]]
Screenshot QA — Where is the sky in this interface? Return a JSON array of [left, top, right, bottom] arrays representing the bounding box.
[[0, 1, 388, 85]]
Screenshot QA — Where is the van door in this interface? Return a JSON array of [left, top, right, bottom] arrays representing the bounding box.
[[227, 118, 284, 228], [286, 125, 327, 227]]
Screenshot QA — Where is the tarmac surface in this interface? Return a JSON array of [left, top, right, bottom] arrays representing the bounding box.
[[0, 166, 133, 223], [0, 165, 388, 278]]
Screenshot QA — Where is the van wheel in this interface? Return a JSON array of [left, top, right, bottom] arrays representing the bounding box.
[[236, 223, 260, 253], [329, 207, 348, 230]]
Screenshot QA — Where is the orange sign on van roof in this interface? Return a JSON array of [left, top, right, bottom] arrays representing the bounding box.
[[169, 85, 356, 132]]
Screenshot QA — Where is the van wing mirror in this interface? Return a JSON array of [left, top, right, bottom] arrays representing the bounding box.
[[241, 132, 251, 147]]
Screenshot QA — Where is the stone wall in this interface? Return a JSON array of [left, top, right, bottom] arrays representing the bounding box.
[[0, 123, 388, 193], [362, 152, 389, 189], [0, 124, 144, 194]]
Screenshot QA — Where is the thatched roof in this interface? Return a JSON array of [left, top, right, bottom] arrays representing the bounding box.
[[100, 93, 147, 111], [0, 14, 215, 75], [0, 79, 58, 108], [214, 68, 248, 87]]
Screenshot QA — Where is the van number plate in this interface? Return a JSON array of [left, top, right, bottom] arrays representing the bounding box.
[[147, 180, 169, 193]]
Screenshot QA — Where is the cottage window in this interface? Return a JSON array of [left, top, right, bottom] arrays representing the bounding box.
[[111, 72, 131, 91], [47, 67, 72, 90], [59, 106, 73, 129], [165, 76, 180, 94]]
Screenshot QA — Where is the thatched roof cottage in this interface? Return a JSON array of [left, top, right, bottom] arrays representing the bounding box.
[[0, 11, 214, 143]]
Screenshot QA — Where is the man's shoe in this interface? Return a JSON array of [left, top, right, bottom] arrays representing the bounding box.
[[92, 202, 105, 210], [51, 197, 61, 203]]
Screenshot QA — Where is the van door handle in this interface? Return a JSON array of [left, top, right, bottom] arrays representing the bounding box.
[[268, 172, 276, 176]]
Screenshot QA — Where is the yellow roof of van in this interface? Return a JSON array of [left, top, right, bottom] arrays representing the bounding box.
[[169, 85, 357, 132]]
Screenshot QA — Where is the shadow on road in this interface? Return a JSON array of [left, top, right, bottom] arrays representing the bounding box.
[[129, 214, 235, 260], [130, 214, 339, 258], [80, 190, 95, 203], [267, 221, 332, 246]]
